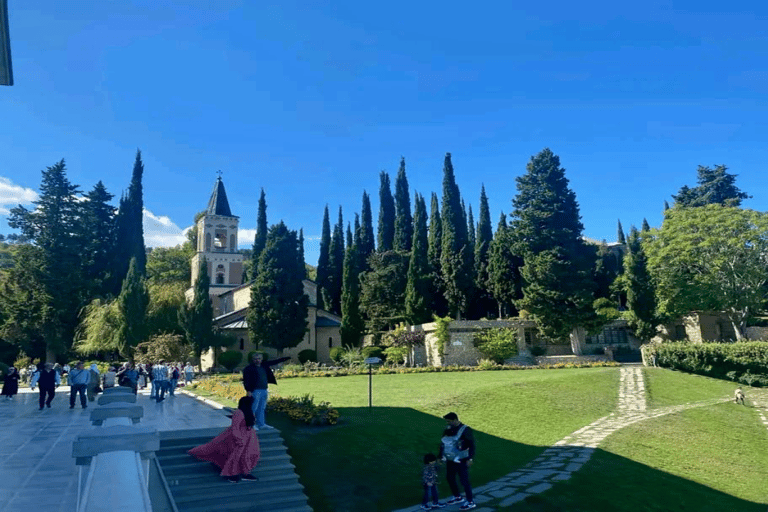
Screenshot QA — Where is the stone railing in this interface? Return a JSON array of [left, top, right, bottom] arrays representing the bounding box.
[[72, 386, 177, 512]]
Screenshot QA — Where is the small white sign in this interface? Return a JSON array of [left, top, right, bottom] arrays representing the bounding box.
[[452, 341, 463, 346]]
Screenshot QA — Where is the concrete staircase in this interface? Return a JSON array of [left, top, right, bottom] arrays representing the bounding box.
[[157, 427, 312, 512]]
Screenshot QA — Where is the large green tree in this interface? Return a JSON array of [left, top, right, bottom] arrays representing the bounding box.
[[405, 193, 433, 324], [673, 165, 751, 208], [359, 251, 409, 335], [644, 205, 768, 339], [358, 191, 375, 270], [247, 222, 309, 352], [179, 258, 215, 358], [427, 192, 447, 317], [325, 207, 345, 315], [473, 186, 494, 318], [393, 158, 413, 253], [80, 181, 116, 297], [377, 171, 395, 252], [511, 148, 598, 340], [340, 241, 365, 346], [114, 150, 147, 289], [146, 244, 194, 286], [8, 160, 86, 359], [440, 153, 473, 318]]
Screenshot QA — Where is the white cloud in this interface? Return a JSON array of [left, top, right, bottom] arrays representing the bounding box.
[[238, 228, 256, 248], [143, 209, 189, 248], [0, 177, 38, 215]]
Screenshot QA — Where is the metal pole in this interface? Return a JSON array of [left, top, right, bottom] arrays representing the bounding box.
[[368, 365, 372, 408]]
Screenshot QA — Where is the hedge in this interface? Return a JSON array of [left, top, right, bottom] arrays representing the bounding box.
[[645, 341, 768, 387]]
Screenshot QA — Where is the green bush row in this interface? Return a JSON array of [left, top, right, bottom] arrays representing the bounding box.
[[645, 341, 768, 387]]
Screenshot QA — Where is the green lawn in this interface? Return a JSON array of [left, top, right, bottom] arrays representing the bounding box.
[[191, 367, 768, 511]]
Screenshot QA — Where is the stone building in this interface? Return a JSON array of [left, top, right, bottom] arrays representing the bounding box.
[[187, 177, 341, 371]]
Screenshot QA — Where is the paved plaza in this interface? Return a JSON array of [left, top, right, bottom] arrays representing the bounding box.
[[0, 386, 229, 512]]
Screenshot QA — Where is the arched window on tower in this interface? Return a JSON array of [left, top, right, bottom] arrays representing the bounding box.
[[329, 337, 333, 348], [230, 234, 236, 251], [214, 231, 227, 251], [239, 338, 245, 350], [216, 264, 225, 284], [205, 233, 211, 251]]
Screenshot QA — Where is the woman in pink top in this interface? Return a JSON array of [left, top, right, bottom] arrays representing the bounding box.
[[188, 396, 261, 482]]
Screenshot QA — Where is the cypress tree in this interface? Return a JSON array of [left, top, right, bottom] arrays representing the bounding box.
[[663, 200, 670, 211], [617, 220, 626, 245], [512, 148, 597, 339], [428, 192, 447, 317], [325, 207, 344, 315], [474, 185, 494, 318], [247, 222, 309, 352], [486, 212, 521, 318], [340, 242, 365, 346], [393, 157, 413, 252], [298, 229, 307, 279], [405, 193, 432, 324], [316, 206, 331, 310], [179, 258, 214, 358], [358, 191, 375, 269], [377, 171, 395, 252], [251, 188, 268, 280], [117, 257, 149, 361], [641, 218, 651, 232], [621, 226, 657, 339], [440, 153, 472, 319], [346, 222, 353, 250], [127, 150, 146, 275]]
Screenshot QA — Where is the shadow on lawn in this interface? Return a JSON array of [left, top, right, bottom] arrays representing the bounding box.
[[506, 447, 766, 512], [271, 406, 766, 512]]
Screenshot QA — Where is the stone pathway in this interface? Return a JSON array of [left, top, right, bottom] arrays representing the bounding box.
[[393, 365, 734, 512]]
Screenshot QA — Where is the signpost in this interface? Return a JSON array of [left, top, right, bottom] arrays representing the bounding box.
[[364, 357, 382, 408]]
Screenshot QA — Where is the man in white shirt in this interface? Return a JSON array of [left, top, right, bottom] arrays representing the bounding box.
[[152, 360, 169, 402]]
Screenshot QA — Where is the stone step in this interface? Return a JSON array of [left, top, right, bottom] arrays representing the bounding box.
[[164, 460, 298, 480], [175, 489, 309, 512], [165, 469, 300, 489], [161, 453, 293, 476], [172, 481, 304, 503], [158, 439, 285, 459]]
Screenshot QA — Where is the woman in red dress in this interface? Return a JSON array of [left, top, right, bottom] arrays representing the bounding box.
[[188, 396, 261, 482]]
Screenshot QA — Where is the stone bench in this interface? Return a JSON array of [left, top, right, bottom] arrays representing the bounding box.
[[97, 391, 137, 405], [102, 386, 134, 395], [90, 402, 144, 426]]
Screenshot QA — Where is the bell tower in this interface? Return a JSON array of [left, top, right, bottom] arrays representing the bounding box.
[[190, 177, 244, 313]]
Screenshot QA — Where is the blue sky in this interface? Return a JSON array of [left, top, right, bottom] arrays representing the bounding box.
[[2, 1, 767, 265]]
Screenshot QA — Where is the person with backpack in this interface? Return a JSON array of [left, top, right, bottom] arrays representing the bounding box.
[[438, 412, 476, 510]]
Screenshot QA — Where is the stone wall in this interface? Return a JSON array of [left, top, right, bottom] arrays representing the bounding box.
[[746, 327, 768, 340], [535, 355, 612, 365]]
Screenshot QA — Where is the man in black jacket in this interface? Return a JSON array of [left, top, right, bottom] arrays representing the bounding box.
[[242, 353, 290, 430], [439, 412, 476, 510], [31, 362, 60, 410]]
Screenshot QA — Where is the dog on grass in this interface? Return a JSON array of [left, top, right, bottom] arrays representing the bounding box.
[[734, 387, 746, 405]]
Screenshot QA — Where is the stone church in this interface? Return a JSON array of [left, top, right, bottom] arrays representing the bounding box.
[[188, 177, 341, 371]]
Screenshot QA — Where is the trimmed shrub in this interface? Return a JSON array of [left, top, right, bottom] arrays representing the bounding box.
[[298, 349, 317, 364], [647, 341, 768, 387], [218, 351, 243, 372], [329, 347, 345, 364], [267, 394, 340, 425], [362, 346, 385, 361], [473, 328, 518, 364], [340, 346, 364, 367], [382, 346, 408, 364]]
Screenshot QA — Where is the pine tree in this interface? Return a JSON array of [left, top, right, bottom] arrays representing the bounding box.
[[440, 153, 472, 318], [340, 242, 365, 346], [358, 191, 375, 269], [617, 220, 626, 245], [179, 258, 214, 358], [512, 148, 598, 339], [316, 206, 331, 310], [377, 171, 395, 252], [326, 207, 345, 315], [247, 222, 309, 352], [117, 257, 149, 360], [7, 160, 85, 359], [405, 193, 433, 324], [621, 226, 657, 339], [80, 181, 116, 297], [393, 157, 413, 252], [251, 188, 268, 280], [673, 164, 750, 207]]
